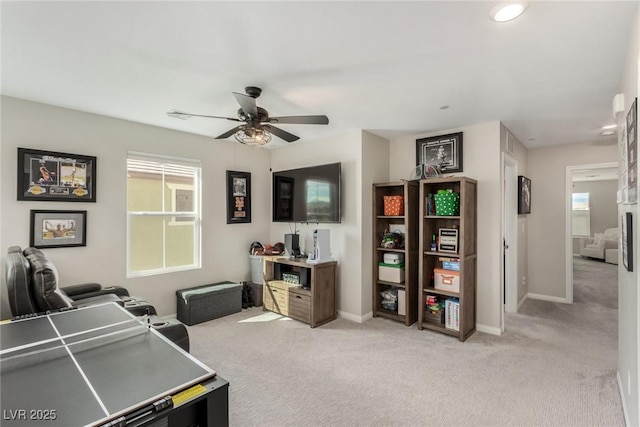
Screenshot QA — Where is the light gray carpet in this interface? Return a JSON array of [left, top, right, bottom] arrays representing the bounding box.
[[188, 257, 623, 426]]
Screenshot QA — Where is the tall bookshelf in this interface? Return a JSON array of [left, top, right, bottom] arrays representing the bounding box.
[[372, 181, 419, 326], [418, 177, 477, 341]]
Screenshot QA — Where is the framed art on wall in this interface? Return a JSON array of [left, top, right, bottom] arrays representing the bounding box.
[[518, 176, 531, 214], [226, 170, 251, 224], [416, 132, 463, 174], [30, 210, 87, 249], [18, 148, 96, 202]]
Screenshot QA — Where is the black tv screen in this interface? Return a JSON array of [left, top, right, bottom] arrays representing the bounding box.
[[273, 162, 341, 223]]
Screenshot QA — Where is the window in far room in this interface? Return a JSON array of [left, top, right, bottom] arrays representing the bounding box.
[[126, 152, 201, 277], [571, 192, 590, 237]]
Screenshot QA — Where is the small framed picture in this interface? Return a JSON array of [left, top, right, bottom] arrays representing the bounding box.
[[416, 132, 463, 174], [18, 148, 96, 202], [438, 228, 459, 253], [30, 210, 87, 249], [518, 176, 531, 214], [226, 170, 251, 224]]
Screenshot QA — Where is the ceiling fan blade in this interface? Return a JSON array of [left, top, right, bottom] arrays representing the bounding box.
[[268, 115, 329, 125], [232, 92, 258, 118], [167, 110, 241, 121], [264, 124, 299, 143], [214, 125, 244, 139]]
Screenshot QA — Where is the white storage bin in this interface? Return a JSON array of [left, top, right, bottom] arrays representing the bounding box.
[[378, 263, 405, 283], [249, 254, 264, 284], [383, 253, 404, 265], [434, 268, 460, 293]]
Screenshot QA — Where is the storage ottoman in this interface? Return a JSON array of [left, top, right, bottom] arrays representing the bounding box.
[[176, 281, 242, 326]]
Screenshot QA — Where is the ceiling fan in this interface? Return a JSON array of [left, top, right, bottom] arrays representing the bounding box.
[[167, 86, 329, 145]]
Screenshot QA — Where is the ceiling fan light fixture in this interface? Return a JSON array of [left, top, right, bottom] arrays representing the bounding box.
[[234, 126, 272, 146], [489, 2, 527, 22]]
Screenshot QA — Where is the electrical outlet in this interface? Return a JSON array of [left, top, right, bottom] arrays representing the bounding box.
[[522, 276, 526, 286]]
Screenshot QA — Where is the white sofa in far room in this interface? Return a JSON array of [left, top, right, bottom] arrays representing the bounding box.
[[579, 227, 619, 264]]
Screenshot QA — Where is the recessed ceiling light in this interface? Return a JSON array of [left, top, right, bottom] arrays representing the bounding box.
[[489, 2, 528, 22], [601, 130, 616, 136], [601, 124, 617, 130]]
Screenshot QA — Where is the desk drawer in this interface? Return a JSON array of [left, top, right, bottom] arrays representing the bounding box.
[[288, 291, 310, 323], [265, 282, 289, 316]]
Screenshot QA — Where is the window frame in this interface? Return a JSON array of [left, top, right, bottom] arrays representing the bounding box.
[[126, 151, 202, 278], [571, 192, 591, 237]]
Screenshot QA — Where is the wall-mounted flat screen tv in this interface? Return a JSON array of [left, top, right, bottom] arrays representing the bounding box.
[[272, 162, 341, 223]]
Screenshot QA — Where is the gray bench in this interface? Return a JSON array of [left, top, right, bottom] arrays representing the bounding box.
[[176, 281, 242, 326]]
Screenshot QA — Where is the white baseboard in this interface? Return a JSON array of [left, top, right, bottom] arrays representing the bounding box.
[[527, 293, 568, 304], [165, 312, 177, 319], [617, 371, 630, 427], [338, 310, 372, 323], [476, 324, 502, 336]]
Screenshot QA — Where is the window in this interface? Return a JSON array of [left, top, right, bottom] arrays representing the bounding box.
[[127, 152, 201, 277], [572, 192, 590, 237]]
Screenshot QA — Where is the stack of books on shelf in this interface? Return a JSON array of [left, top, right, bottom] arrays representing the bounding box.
[[445, 298, 460, 331]]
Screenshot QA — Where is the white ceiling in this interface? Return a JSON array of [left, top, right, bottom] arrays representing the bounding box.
[[2, 1, 638, 149]]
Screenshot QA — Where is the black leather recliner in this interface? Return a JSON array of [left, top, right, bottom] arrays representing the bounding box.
[[5, 246, 189, 352], [7, 246, 156, 316]]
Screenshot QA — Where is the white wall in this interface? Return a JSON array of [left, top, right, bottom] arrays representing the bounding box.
[[527, 142, 617, 300], [616, 6, 640, 426], [0, 96, 272, 316], [389, 121, 503, 333], [268, 129, 365, 321], [500, 124, 529, 305], [361, 131, 391, 317]]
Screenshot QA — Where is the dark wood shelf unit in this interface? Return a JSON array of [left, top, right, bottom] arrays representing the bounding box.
[[418, 176, 477, 341], [372, 181, 419, 326]]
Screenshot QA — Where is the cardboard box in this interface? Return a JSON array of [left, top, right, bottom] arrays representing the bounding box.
[[378, 262, 405, 283], [434, 268, 460, 293]]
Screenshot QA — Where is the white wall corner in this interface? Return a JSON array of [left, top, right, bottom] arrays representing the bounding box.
[[338, 310, 372, 323], [476, 323, 502, 336]]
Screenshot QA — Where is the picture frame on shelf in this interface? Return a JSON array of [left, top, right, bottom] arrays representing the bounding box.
[[438, 228, 459, 253], [518, 175, 531, 214], [416, 132, 463, 174], [17, 148, 96, 202], [30, 210, 87, 249], [226, 170, 251, 224]]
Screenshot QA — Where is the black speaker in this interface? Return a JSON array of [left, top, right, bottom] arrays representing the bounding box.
[[284, 233, 300, 256]]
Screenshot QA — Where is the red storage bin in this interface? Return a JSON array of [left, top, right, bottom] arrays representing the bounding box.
[[383, 195, 404, 216]]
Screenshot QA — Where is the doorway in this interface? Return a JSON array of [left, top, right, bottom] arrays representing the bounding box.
[[564, 162, 618, 303], [502, 153, 518, 329]]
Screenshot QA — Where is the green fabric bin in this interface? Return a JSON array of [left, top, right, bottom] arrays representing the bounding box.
[[434, 192, 460, 216]]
